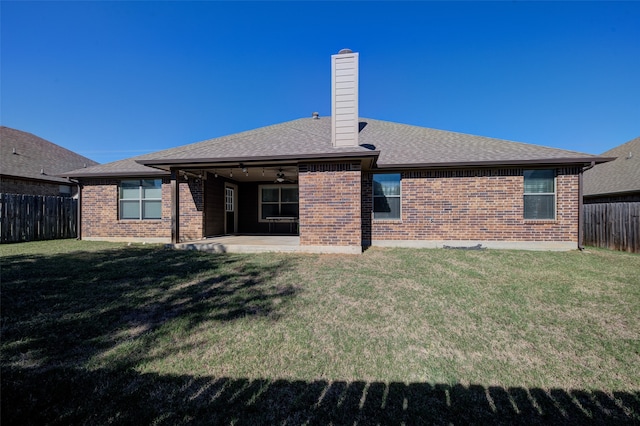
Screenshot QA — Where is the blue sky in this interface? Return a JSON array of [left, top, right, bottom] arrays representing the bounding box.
[[2, 1, 639, 164]]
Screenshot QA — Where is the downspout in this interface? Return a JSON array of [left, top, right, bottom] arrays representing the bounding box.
[[69, 178, 82, 240], [578, 161, 596, 250], [170, 169, 180, 244]]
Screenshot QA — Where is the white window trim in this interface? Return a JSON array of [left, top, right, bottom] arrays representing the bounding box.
[[523, 170, 556, 221], [119, 179, 162, 220], [257, 184, 299, 223], [225, 187, 234, 212], [372, 173, 402, 221]]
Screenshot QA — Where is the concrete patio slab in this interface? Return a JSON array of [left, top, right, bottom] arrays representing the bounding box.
[[168, 235, 362, 254]]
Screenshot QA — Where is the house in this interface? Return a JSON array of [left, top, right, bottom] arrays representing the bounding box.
[[583, 136, 640, 203], [63, 49, 611, 253], [1, 126, 98, 197]]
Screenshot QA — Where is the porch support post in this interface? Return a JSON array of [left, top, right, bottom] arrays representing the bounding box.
[[171, 169, 180, 244]]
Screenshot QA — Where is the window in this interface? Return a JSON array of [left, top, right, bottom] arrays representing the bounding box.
[[523, 170, 555, 220], [373, 173, 401, 220], [119, 179, 162, 220], [259, 185, 299, 220], [225, 187, 234, 212]]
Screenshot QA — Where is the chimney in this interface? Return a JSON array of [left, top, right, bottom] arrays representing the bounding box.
[[331, 48, 359, 147]]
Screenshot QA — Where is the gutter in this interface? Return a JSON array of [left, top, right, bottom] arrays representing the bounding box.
[[375, 156, 616, 169], [578, 161, 596, 251]]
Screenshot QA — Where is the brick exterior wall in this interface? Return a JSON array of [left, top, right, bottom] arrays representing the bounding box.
[[362, 167, 580, 244], [1, 176, 75, 197], [298, 162, 362, 247], [80, 177, 203, 242], [181, 178, 205, 241], [78, 165, 580, 247]]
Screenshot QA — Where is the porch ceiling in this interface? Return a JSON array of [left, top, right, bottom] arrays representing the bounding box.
[[209, 164, 298, 183], [183, 164, 299, 183]]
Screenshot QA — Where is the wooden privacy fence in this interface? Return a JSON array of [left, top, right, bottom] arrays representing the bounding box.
[[0, 193, 78, 243], [583, 202, 640, 253]]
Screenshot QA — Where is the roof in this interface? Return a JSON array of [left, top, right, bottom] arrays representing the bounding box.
[[63, 117, 609, 178], [1, 126, 99, 184], [583, 136, 640, 197]]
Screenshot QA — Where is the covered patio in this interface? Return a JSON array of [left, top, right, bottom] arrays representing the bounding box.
[[157, 151, 372, 249], [165, 163, 303, 243]]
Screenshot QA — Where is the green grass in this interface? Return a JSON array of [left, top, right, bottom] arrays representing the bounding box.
[[1, 240, 639, 424]]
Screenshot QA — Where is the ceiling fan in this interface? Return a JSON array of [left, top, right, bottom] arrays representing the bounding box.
[[274, 168, 295, 183]]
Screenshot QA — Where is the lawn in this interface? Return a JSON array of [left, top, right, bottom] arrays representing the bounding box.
[[1, 240, 638, 424]]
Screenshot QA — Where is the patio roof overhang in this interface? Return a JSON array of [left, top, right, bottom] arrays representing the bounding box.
[[144, 152, 380, 244], [135, 151, 380, 172]]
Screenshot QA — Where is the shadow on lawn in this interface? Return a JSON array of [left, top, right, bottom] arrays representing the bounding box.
[[1, 245, 298, 370], [2, 246, 639, 424], [2, 367, 638, 425]]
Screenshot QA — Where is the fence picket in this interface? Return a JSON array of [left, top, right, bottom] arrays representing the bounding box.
[[0, 193, 78, 243], [583, 202, 640, 253]]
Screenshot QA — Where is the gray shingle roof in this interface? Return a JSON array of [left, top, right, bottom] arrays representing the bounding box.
[[1, 126, 99, 184], [63, 117, 607, 177], [357, 118, 603, 167], [583, 136, 640, 197]]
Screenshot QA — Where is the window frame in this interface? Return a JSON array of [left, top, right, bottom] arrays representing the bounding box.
[[523, 169, 556, 220], [119, 179, 163, 220], [372, 173, 402, 220], [257, 184, 299, 222], [225, 187, 235, 212]]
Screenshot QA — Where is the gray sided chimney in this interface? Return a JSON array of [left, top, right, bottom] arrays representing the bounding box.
[[331, 49, 359, 147]]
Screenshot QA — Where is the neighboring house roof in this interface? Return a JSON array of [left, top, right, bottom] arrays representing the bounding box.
[[62, 156, 168, 178], [63, 117, 609, 178], [583, 136, 640, 197], [1, 126, 99, 184]]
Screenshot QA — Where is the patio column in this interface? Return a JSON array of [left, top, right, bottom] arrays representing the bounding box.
[[298, 162, 362, 253], [171, 169, 180, 244]]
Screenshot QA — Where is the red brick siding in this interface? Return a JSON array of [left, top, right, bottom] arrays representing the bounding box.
[[78, 166, 580, 245], [80, 177, 204, 242], [299, 162, 361, 246], [181, 178, 204, 241], [363, 168, 579, 243]]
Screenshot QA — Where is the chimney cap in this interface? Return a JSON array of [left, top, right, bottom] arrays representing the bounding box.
[[338, 48, 353, 54]]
